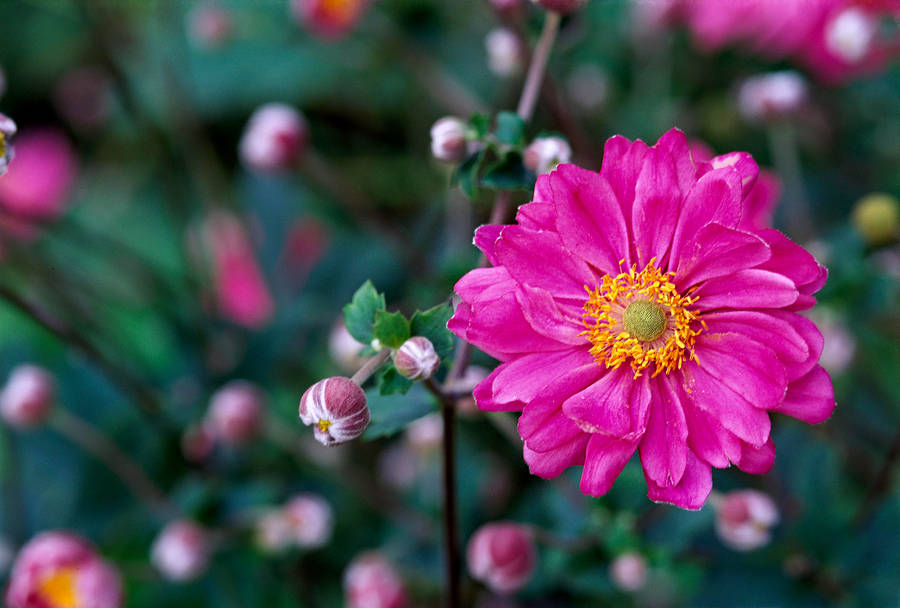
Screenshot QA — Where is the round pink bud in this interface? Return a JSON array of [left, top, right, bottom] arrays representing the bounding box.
[[284, 493, 334, 548], [392, 337, 440, 381], [181, 423, 215, 463], [715, 490, 780, 551], [825, 7, 877, 64], [430, 117, 469, 163], [5, 531, 123, 608], [299, 377, 369, 446], [344, 552, 407, 608], [530, 0, 588, 15], [187, 2, 234, 49], [609, 551, 648, 592], [0, 112, 15, 177], [467, 522, 536, 594], [737, 71, 808, 123], [0, 364, 55, 429], [239, 103, 308, 172], [523, 136, 572, 175], [151, 520, 211, 582], [255, 509, 293, 553], [205, 380, 264, 445], [486, 28, 524, 77]]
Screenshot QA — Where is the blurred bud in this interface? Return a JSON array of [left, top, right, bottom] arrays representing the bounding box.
[[430, 117, 469, 163], [486, 28, 524, 77], [377, 444, 419, 490], [206, 380, 265, 445], [344, 552, 408, 608], [329, 319, 368, 373], [181, 423, 215, 463], [609, 552, 648, 592], [255, 509, 293, 553], [151, 521, 211, 582], [393, 337, 440, 381], [810, 310, 856, 375], [851, 193, 899, 245], [467, 522, 536, 594], [825, 7, 876, 64], [530, 0, 588, 14], [0, 364, 55, 429], [5, 531, 123, 608], [565, 64, 609, 112], [631, 0, 680, 37], [53, 67, 112, 132], [299, 377, 370, 446], [284, 493, 334, 549], [290, 0, 370, 39], [523, 136, 571, 174], [737, 71, 808, 123], [404, 413, 443, 452], [489, 0, 524, 15], [187, 2, 233, 49], [239, 103, 308, 172], [281, 217, 329, 288], [714, 490, 779, 551]]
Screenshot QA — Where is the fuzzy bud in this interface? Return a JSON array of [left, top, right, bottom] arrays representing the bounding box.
[[609, 552, 648, 592], [205, 381, 265, 445], [181, 423, 215, 463], [825, 7, 876, 64], [255, 510, 293, 553], [430, 117, 469, 163], [531, 0, 587, 15], [344, 552, 407, 608], [714, 490, 779, 551], [467, 522, 536, 594], [284, 494, 334, 549], [852, 193, 899, 245], [151, 521, 211, 582], [0, 112, 15, 177], [486, 28, 524, 77], [0, 364, 55, 429], [239, 103, 308, 172], [299, 377, 369, 446], [393, 337, 440, 381], [737, 71, 808, 123], [524, 136, 572, 175]]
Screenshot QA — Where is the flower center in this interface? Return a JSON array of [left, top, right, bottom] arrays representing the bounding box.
[[581, 259, 704, 377], [38, 568, 79, 608], [316, 419, 332, 433]]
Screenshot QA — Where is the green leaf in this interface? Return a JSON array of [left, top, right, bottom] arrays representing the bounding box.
[[410, 304, 455, 360], [494, 111, 526, 147], [342, 280, 386, 344], [363, 385, 436, 439], [469, 113, 491, 139], [373, 310, 410, 349], [453, 149, 487, 199], [481, 152, 535, 191], [377, 366, 413, 395]]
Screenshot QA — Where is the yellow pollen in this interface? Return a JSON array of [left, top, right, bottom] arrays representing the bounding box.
[[38, 568, 80, 608], [581, 259, 705, 378], [316, 419, 332, 433], [320, 0, 357, 20]]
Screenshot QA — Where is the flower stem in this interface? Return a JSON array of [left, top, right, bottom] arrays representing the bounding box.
[[350, 348, 392, 385], [516, 10, 562, 122], [767, 123, 812, 240]]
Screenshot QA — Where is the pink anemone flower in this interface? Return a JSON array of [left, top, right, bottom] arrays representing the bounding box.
[[449, 128, 835, 510]]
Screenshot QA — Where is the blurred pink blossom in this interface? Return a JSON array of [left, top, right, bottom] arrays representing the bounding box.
[[0, 364, 55, 429], [284, 494, 334, 548], [714, 489, 780, 551], [467, 522, 536, 594], [151, 521, 211, 582], [181, 423, 216, 463], [239, 103, 308, 173], [206, 380, 265, 445], [187, 2, 234, 49], [609, 552, 648, 592], [290, 0, 371, 40], [344, 552, 408, 608]]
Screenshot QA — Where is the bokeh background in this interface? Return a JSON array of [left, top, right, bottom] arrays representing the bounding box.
[[0, 0, 899, 606]]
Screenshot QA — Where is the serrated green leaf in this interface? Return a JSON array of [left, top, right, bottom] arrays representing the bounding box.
[[410, 303, 455, 360], [373, 310, 410, 348], [363, 385, 436, 439], [495, 111, 526, 147], [481, 152, 535, 191], [378, 365, 413, 395], [453, 149, 487, 199], [342, 280, 386, 344]]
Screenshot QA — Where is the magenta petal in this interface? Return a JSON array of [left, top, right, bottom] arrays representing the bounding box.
[[472, 363, 524, 412], [695, 333, 787, 411], [631, 147, 681, 267], [654, 128, 697, 196], [669, 167, 743, 264], [599, 135, 650, 221], [524, 434, 588, 479], [674, 223, 771, 287], [550, 164, 631, 276], [473, 224, 504, 266], [494, 348, 596, 407], [693, 269, 798, 311], [768, 311, 824, 381], [740, 169, 780, 231], [579, 433, 639, 497], [771, 365, 835, 424], [755, 229, 824, 293], [562, 368, 652, 438], [645, 449, 712, 510], [515, 201, 555, 231], [736, 437, 775, 474], [639, 376, 688, 487], [683, 398, 742, 468], [514, 284, 584, 345], [706, 151, 760, 198]]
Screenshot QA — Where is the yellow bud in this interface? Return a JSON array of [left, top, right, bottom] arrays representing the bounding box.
[[852, 193, 899, 245]]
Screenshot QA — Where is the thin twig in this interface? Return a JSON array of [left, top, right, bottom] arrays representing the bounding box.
[[516, 11, 562, 122], [350, 348, 392, 385]]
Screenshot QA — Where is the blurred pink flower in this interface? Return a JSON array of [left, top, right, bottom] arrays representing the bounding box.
[[284, 494, 334, 548], [151, 521, 211, 582], [181, 423, 215, 463], [486, 28, 524, 77], [467, 522, 536, 594], [299, 376, 370, 446], [0, 364, 55, 429], [737, 71, 809, 123], [280, 217, 329, 288], [239, 103, 308, 173], [205, 380, 265, 445], [6, 531, 123, 608], [450, 128, 834, 509], [290, 0, 371, 39], [255, 509, 293, 553], [609, 551, 648, 592], [344, 553, 407, 608], [714, 489, 780, 551], [329, 319, 368, 373]]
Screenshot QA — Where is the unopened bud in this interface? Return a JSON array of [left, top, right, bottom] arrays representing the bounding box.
[[825, 7, 876, 64], [430, 117, 469, 163], [486, 28, 524, 77], [609, 552, 648, 592], [737, 71, 808, 123], [344, 552, 407, 608], [0, 112, 15, 177], [393, 337, 440, 381], [299, 377, 370, 446], [523, 136, 571, 175], [284, 494, 334, 548], [531, 0, 588, 15], [714, 490, 779, 551], [852, 193, 899, 245], [467, 522, 536, 594], [239, 103, 308, 172], [151, 521, 211, 582], [205, 380, 265, 445], [181, 423, 215, 463], [0, 364, 55, 429], [255, 510, 293, 553]]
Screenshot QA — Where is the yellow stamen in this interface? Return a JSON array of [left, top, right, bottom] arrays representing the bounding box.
[[319, 0, 358, 20], [38, 568, 80, 608], [316, 419, 332, 433]]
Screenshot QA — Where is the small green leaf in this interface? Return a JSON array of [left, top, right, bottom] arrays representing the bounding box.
[[453, 149, 487, 199], [469, 113, 491, 139], [410, 303, 455, 360], [342, 280, 386, 344], [363, 385, 436, 439], [373, 310, 410, 349], [495, 111, 526, 147], [481, 152, 535, 191], [377, 366, 413, 395]]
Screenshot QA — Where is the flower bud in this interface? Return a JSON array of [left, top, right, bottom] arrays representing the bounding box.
[[239, 103, 308, 172], [467, 522, 536, 594], [187, 2, 233, 49], [151, 520, 211, 582], [344, 552, 407, 608], [0, 112, 15, 177], [737, 71, 808, 123], [393, 337, 440, 381], [430, 117, 469, 163], [290, 0, 370, 40], [5, 531, 123, 608], [486, 28, 524, 77], [255, 509, 293, 553], [284, 493, 334, 549], [811, 309, 856, 375], [0, 364, 55, 429], [181, 423, 215, 463], [609, 552, 648, 592], [852, 193, 899, 245], [205, 380, 265, 445], [329, 319, 368, 373], [523, 136, 572, 175], [299, 377, 369, 446], [714, 490, 779, 551], [825, 7, 876, 64], [531, 0, 588, 15]]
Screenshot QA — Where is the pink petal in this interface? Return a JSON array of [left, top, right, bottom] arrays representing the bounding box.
[[736, 437, 775, 474], [473, 363, 524, 412], [515, 201, 555, 231], [770, 365, 835, 424], [631, 147, 681, 267], [683, 397, 742, 468], [599, 135, 650, 222], [755, 229, 824, 293], [523, 435, 588, 478], [494, 348, 597, 407], [695, 333, 788, 411], [639, 375, 688, 487], [645, 449, 712, 510], [562, 367, 652, 438], [705, 151, 760, 198], [674, 223, 771, 287], [579, 433, 639, 497], [768, 311, 824, 381], [473, 224, 504, 266], [654, 128, 698, 196], [693, 269, 798, 311], [739, 169, 780, 230], [669, 167, 744, 264], [514, 283, 584, 345]]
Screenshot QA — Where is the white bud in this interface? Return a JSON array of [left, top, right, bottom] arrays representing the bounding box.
[[610, 552, 648, 592], [825, 7, 876, 64], [430, 117, 468, 163], [737, 71, 808, 123], [284, 494, 334, 548], [239, 103, 308, 172], [0, 364, 55, 429], [151, 521, 211, 582], [524, 136, 572, 174], [715, 490, 780, 551], [486, 28, 524, 77], [393, 337, 440, 381]]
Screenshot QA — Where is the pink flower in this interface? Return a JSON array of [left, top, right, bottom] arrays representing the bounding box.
[[255, 510, 293, 553], [714, 489, 779, 551], [6, 531, 123, 608], [151, 521, 211, 582], [344, 552, 407, 608], [283, 494, 334, 548], [0, 364, 55, 429], [299, 376, 370, 446], [449, 128, 834, 509], [290, 0, 371, 40], [609, 551, 648, 592], [205, 380, 265, 445], [467, 522, 536, 594], [737, 71, 809, 123], [239, 103, 308, 173]]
